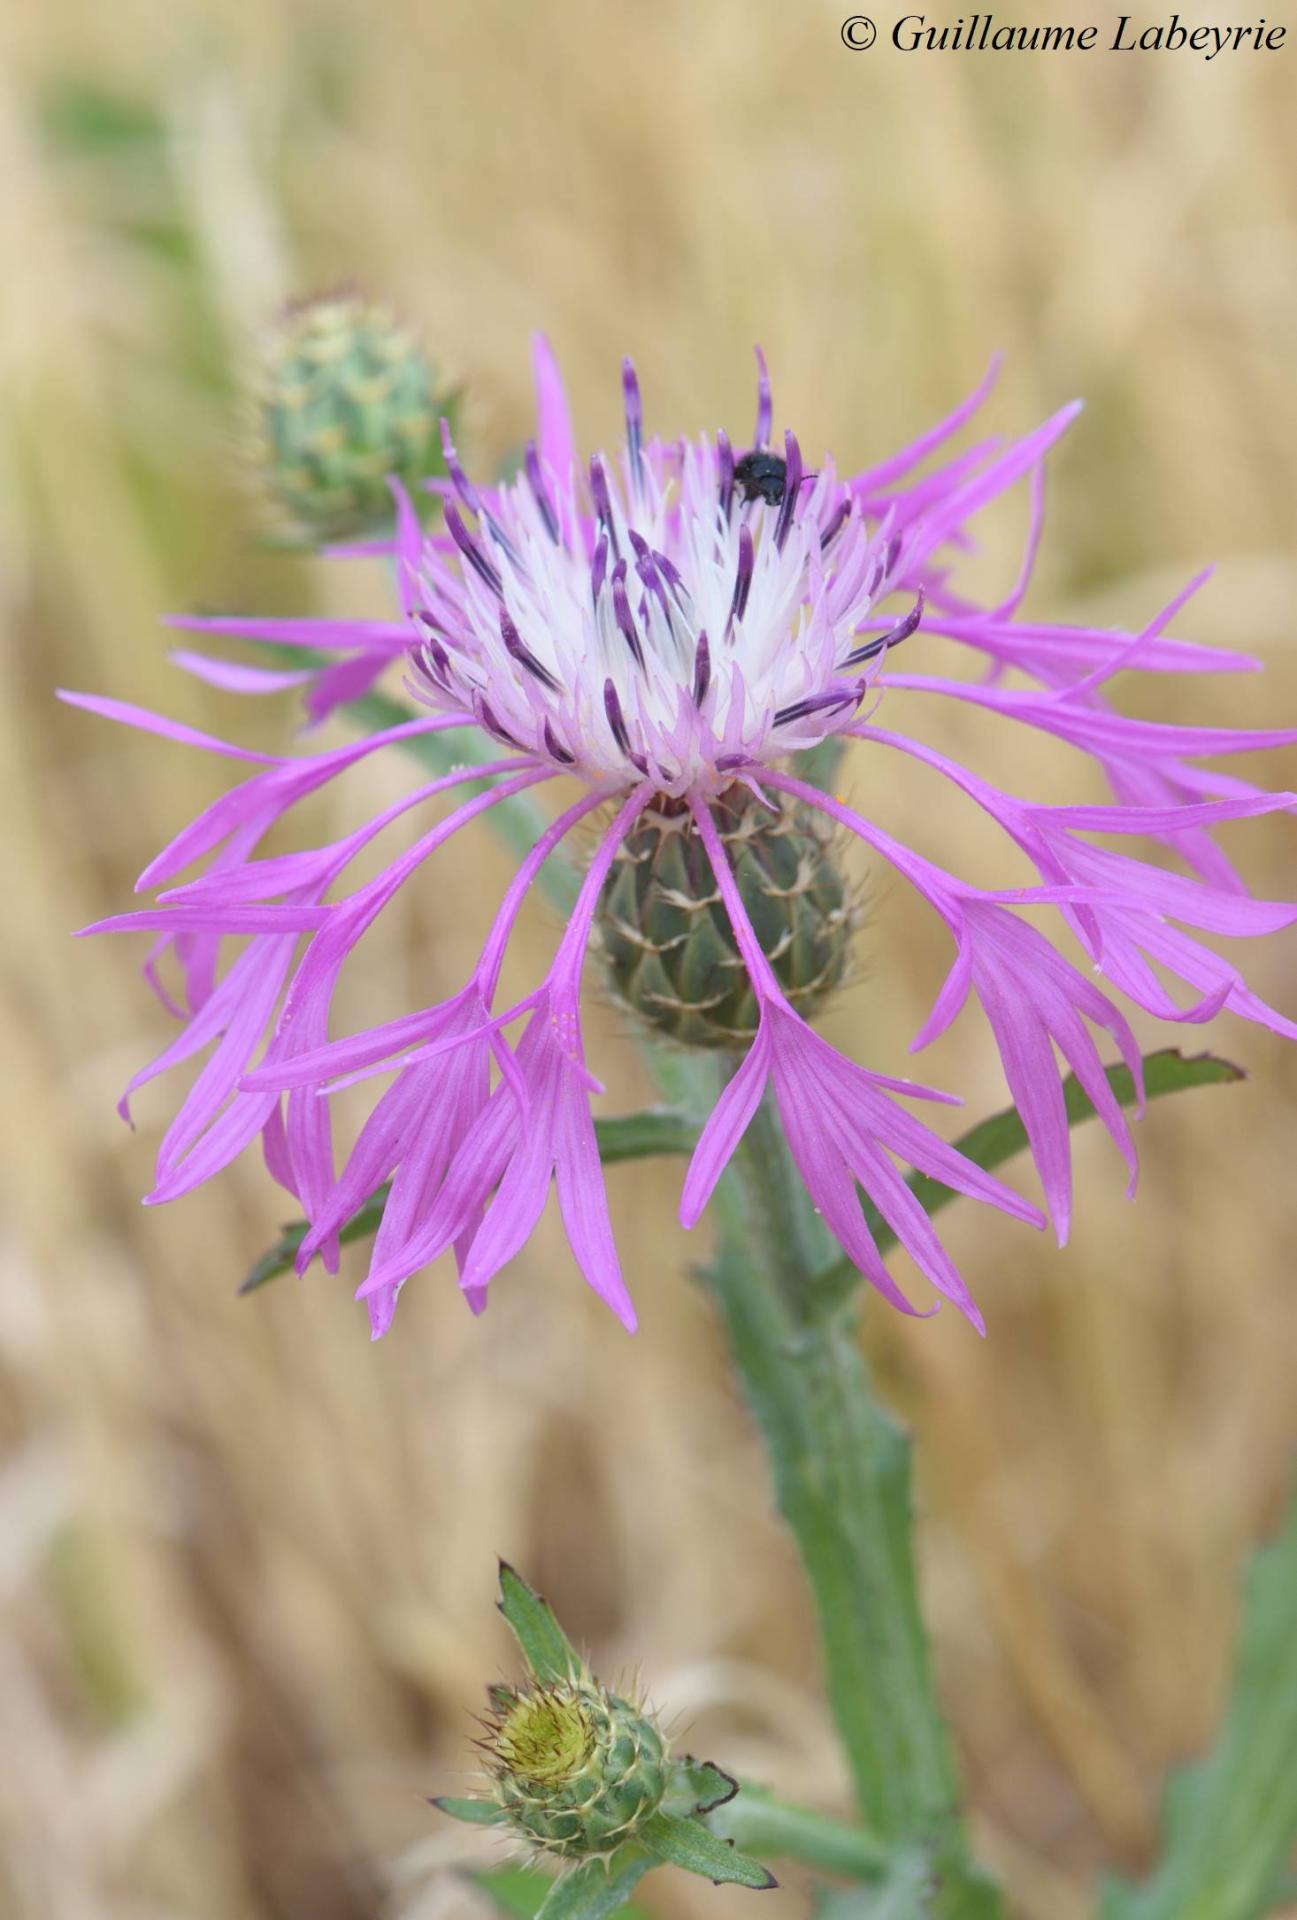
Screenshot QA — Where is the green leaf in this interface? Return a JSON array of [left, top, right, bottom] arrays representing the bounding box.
[[432, 1795, 507, 1827], [707, 1783, 889, 1881], [472, 1865, 654, 1920], [497, 1562, 583, 1685], [240, 1110, 696, 1294], [813, 1049, 1243, 1309], [1100, 1481, 1297, 1920], [663, 1755, 739, 1817], [532, 1847, 657, 1920], [640, 1811, 777, 1889]]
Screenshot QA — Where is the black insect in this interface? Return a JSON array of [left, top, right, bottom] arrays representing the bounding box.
[[732, 450, 787, 507]]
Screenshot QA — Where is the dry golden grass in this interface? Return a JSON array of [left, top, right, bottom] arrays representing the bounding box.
[[1, 4, 1295, 1915]]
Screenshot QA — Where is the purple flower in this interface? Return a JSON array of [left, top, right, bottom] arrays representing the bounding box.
[[69, 339, 1296, 1335]]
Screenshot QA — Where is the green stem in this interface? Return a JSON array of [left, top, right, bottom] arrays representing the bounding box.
[[704, 1092, 1004, 1916]]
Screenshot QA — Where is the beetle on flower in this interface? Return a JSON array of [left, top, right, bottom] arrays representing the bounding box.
[[66, 334, 1297, 1337]]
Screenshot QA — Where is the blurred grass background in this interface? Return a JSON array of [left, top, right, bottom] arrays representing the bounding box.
[[2, 2, 1295, 1915]]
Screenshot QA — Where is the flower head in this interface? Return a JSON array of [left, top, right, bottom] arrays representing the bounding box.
[[482, 1675, 670, 1859], [69, 337, 1297, 1335]]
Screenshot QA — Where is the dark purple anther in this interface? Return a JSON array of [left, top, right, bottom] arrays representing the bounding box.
[[475, 693, 524, 749], [589, 455, 620, 560], [773, 686, 859, 728], [591, 532, 609, 606], [611, 560, 645, 668], [820, 496, 851, 550], [717, 429, 735, 518], [773, 430, 803, 552], [753, 346, 773, 451], [603, 679, 633, 757], [844, 590, 925, 668], [525, 440, 560, 543], [445, 501, 503, 596], [422, 647, 452, 688], [500, 608, 562, 690], [543, 718, 576, 765], [623, 357, 644, 496], [716, 753, 751, 772], [692, 630, 711, 707], [654, 550, 682, 589], [727, 523, 755, 634], [440, 418, 481, 516], [885, 534, 903, 579]]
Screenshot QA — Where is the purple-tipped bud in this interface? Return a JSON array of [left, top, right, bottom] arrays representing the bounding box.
[[440, 418, 481, 515], [773, 431, 803, 552], [820, 496, 851, 550], [542, 718, 576, 764], [611, 562, 645, 668], [753, 346, 773, 451], [844, 590, 925, 668], [692, 630, 711, 707], [717, 429, 735, 518], [500, 609, 562, 690], [727, 524, 755, 633], [525, 441, 560, 542], [623, 357, 644, 494], [603, 679, 632, 756], [589, 456, 619, 558], [590, 532, 609, 607], [444, 501, 503, 595]]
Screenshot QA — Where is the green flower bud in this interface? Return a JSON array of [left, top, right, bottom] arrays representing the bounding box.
[[485, 1677, 670, 1860], [596, 786, 861, 1049], [253, 290, 449, 541]]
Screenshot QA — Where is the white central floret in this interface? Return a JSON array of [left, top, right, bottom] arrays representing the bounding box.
[[405, 382, 920, 798]]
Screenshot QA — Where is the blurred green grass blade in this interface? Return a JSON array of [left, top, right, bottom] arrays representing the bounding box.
[[473, 1865, 653, 1920], [496, 1561, 583, 1685], [813, 1049, 1243, 1307], [814, 1850, 931, 1917], [1100, 1481, 1297, 1920], [39, 77, 164, 152], [240, 1109, 696, 1294]]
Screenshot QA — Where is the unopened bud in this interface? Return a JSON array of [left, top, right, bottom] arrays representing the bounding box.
[[253, 290, 449, 540], [485, 1677, 669, 1859], [597, 787, 860, 1048]]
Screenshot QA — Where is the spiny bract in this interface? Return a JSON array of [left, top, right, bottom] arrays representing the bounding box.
[[485, 1677, 669, 1858], [597, 787, 860, 1047], [254, 291, 447, 540]]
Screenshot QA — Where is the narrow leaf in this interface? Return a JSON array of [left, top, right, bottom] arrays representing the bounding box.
[[431, 1795, 507, 1827], [707, 1783, 888, 1881], [533, 1847, 657, 1920], [497, 1561, 583, 1685], [813, 1049, 1243, 1305], [641, 1811, 777, 1889], [1100, 1482, 1297, 1920], [240, 1110, 696, 1294]]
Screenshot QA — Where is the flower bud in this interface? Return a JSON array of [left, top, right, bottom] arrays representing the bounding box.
[[253, 291, 448, 541], [597, 787, 860, 1048], [485, 1677, 670, 1859]]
